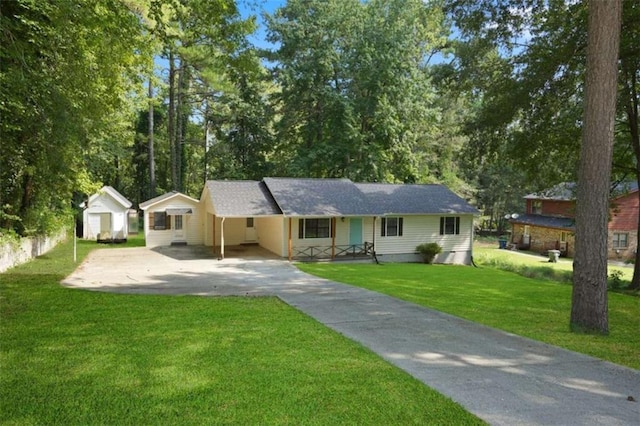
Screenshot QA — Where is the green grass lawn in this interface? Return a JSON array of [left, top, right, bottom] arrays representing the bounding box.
[[297, 263, 640, 371], [0, 237, 483, 425], [473, 245, 635, 284]]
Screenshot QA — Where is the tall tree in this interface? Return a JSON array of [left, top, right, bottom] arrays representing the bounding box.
[[447, 0, 640, 282], [267, 0, 448, 182], [0, 0, 150, 234], [571, 0, 622, 334]]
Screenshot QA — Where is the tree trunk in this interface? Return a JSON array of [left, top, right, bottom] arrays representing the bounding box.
[[148, 78, 156, 198], [571, 0, 622, 334], [168, 51, 178, 191], [622, 63, 640, 290]]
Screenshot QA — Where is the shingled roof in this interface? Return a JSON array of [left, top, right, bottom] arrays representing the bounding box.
[[356, 183, 479, 215], [525, 181, 639, 201], [511, 214, 575, 230], [204, 180, 281, 217], [200, 178, 477, 217], [262, 177, 378, 216]]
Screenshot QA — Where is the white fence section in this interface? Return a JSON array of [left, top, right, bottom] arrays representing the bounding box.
[[0, 230, 67, 273]]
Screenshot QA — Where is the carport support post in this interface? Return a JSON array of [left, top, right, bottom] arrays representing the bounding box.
[[220, 217, 225, 259], [372, 216, 376, 254], [331, 217, 336, 259], [212, 215, 216, 255], [288, 218, 292, 261]]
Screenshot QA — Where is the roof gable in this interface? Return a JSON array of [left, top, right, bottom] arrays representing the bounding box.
[[89, 186, 132, 209], [356, 183, 478, 215], [263, 177, 378, 216], [139, 191, 199, 210], [203, 180, 282, 217]]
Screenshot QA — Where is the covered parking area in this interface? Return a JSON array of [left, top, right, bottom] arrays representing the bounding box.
[[201, 180, 285, 259]]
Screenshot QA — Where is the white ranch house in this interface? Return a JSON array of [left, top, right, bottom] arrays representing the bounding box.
[[140, 178, 478, 264], [83, 186, 133, 242]]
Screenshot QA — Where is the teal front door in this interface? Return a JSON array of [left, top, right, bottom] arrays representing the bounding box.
[[349, 218, 363, 245]]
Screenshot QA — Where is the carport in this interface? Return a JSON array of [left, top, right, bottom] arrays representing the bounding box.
[[201, 180, 284, 259]]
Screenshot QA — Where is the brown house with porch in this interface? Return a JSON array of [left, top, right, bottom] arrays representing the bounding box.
[[508, 182, 639, 260]]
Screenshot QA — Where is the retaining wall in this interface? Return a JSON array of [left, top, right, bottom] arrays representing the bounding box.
[[0, 230, 68, 273]]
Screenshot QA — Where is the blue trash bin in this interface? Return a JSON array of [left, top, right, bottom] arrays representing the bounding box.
[[498, 239, 507, 249]]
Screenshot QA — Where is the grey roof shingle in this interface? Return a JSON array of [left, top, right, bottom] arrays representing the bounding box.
[[205, 180, 282, 217], [355, 183, 479, 215], [511, 214, 575, 230], [525, 181, 639, 200], [262, 177, 378, 216]]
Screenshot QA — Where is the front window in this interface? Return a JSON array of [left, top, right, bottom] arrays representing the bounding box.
[[299, 218, 332, 239], [174, 215, 183, 230], [439, 217, 460, 235], [613, 233, 628, 249], [154, 212, 167, 230], [381, 217, 403, 237], [532, 200, 542, 215]]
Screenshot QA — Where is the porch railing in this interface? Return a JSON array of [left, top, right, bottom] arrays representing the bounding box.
[[293, 242, 374, 261]]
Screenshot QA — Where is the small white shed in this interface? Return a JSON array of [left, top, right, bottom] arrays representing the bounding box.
[[83, 186, 133, 242]]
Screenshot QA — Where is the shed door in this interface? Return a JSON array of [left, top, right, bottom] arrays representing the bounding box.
[[100, 213, 111, 236], [88, 214, 101, 240], [349, 218, 363, 245]]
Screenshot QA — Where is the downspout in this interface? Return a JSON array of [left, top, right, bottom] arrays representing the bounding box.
[[220, 217, 225, 260]]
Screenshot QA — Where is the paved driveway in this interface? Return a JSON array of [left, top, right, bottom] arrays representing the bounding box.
[[63, 246, 640, 426]]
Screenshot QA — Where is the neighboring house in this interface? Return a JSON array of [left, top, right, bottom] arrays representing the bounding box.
[[509, 182, 639, 260], [143, 178, 478, 264], [139, 191, 203, 247], [83, 186, 132, 242]]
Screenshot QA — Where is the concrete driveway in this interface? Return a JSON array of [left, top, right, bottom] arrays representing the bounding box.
[[63, 246, 640, 426]]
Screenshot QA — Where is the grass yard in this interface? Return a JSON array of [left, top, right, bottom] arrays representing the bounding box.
[[473, 245, 635, 285], [0, 237, 483, 425], [297, 263, 640, 371]]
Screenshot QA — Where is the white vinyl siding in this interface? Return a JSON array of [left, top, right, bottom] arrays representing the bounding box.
[[83, 192, 129, 240], [364, 215, 473, 255], [143, 198, 203, 248]]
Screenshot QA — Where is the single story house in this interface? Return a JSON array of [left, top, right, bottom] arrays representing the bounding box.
[[139, 191, 203, 247], [509, 181, 639, 260], [141, 178, 479, 264], [83, 186, 133, 242]]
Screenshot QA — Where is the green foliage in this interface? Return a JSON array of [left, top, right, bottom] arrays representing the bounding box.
[[416, 242, 442, 264], [607, 270, 625, 291], [0, 0, 151, 235], [266, 0, 449, 182]]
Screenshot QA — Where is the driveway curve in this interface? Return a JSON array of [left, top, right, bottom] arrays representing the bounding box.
[[63, 246, 640, 426]]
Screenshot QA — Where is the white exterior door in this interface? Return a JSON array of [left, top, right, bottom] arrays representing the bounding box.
[[245, 217, 257, 242], [173, 215, 186, 241]]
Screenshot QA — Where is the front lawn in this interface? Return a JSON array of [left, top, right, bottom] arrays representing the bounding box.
[[297, 263, 640, 371], [0, 239, 482, 425]]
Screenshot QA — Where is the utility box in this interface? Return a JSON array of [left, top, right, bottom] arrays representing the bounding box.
[[548, 249, 560, 263]]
